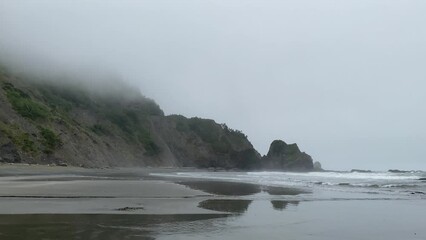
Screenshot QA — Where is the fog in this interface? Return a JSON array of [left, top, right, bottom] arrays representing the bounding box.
[[1, 0, 425, 170]]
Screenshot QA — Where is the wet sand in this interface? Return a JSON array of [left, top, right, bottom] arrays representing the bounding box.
[[0, 167, 214, 215], [0, 164, 425, 240]]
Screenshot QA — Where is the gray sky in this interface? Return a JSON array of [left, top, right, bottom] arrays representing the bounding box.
[[1, 0, 425, 170]]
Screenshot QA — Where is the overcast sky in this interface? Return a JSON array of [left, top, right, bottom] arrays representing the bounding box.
[[1, 0, 425, 170]]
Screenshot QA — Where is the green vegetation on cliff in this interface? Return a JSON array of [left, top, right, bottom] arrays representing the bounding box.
[[174, 116, 248, 154], [0, 122, 36, 154], [0, 71, 257, 167], [0, 67, 312, 170], [40, 127, 62, 154], [2, 82, 50, 120], [1, 76, 163, 159], [0, 70, 167, 163], [164, 115, 260, 169]]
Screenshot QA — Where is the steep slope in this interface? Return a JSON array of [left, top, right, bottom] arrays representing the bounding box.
[[152, 115, 261, 169], [0, 69, 261, 168], [0, 72, 165, 167]]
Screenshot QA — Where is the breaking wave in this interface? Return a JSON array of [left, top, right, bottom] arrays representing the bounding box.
[[151, 170, 426, 196]]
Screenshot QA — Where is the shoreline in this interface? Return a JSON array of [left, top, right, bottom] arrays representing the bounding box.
[[0, 164, 309, 215], [0, 164, 425, 239]]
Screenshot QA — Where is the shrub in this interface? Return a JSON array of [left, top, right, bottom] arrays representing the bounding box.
[[105, 109, 133, 134], [211, 137, 232, 154], [39, 87, 73, 112], [169, 115, 190, 132], [15, 133, 36, 153], [2, 82, 49, 120], [40, 127, 62, 154], [0, 122, 37, 153], [136, 129, 160, 156], [188, 118, 221, 143], [103, 107, 161, 155]]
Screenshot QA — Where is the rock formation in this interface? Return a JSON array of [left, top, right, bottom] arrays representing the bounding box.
[[261, 140, 313, 171], [313, 161, 323, 171], [0, 68, 312, 171]]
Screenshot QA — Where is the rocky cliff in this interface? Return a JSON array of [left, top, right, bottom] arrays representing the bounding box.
[[261, 140, 314, 171], [0, 68, 312, 170]]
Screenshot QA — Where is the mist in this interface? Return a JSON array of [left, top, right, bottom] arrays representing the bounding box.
[[1, 0, 425, 170]]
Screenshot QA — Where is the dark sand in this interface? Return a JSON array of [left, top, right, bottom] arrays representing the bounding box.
[[0, 164, 425, 240]]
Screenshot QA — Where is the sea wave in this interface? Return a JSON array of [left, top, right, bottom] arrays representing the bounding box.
[[151, 170, 426, 196], [247, 171, 423, 180]]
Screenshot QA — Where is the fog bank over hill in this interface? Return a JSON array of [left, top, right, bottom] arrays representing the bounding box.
[[1, 0, 426, 170], [0, 65, 315, 170], [0, 47, 139, 99]]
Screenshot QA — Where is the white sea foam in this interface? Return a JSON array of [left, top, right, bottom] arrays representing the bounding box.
[[151, 170, 426, 196], [248, 171, 421, 180]]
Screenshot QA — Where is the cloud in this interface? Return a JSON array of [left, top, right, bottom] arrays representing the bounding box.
[[1, 0, 425, 170]]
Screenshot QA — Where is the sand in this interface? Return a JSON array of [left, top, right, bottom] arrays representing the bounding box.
[[0, 164, 216, 215], [0, 164, 425, 240]]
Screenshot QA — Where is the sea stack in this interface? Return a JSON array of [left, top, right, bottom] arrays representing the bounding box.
[[261, 140, 313, 171]]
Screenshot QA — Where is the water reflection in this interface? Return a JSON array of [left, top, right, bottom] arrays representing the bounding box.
[[198, 199, 253, 213], [179, 181, 307, 196], [262, 186, 307, 195], [270, 200, 300, 211], [198, 199, 300, 214], [0, 214, 228, 240], [0, 200, 302, 240], [178, 181, 261, 196]]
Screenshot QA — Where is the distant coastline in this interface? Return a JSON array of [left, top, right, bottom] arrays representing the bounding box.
[[0, 68, 314, 171]]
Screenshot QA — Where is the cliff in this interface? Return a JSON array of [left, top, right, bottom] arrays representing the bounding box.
[[261, 140, 314, 171], [0, 68, 311, 170]]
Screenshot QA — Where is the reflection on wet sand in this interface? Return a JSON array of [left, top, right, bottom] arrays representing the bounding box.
[[0, 214, 229, 240], [198, 199, 253, 213], [179, 180, 308, 196], [178, 181, 261, 196], [197, 199, 300, 214], [270, 200, 300, 211], [0, 167, 311, 240], [263, 186, 307, 195]]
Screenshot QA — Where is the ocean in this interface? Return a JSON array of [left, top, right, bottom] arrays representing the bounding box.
[[152, 170, 426, 199], [0, 166, 425, 240], [151, 170, 426, 240]]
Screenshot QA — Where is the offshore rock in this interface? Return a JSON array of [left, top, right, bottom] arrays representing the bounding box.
[[313, 161, 323, 171], [261, 140, 313, 171]]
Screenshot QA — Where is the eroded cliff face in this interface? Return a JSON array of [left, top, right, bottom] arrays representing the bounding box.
[[0, 73, 165, 167], [0, 67, 314, 170], [0, 71, 260, 169], [261, 140, 314, 171], [152, 116, 261, 169]]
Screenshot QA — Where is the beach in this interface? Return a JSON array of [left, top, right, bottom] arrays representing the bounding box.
[[0, 164, 425, 239]]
